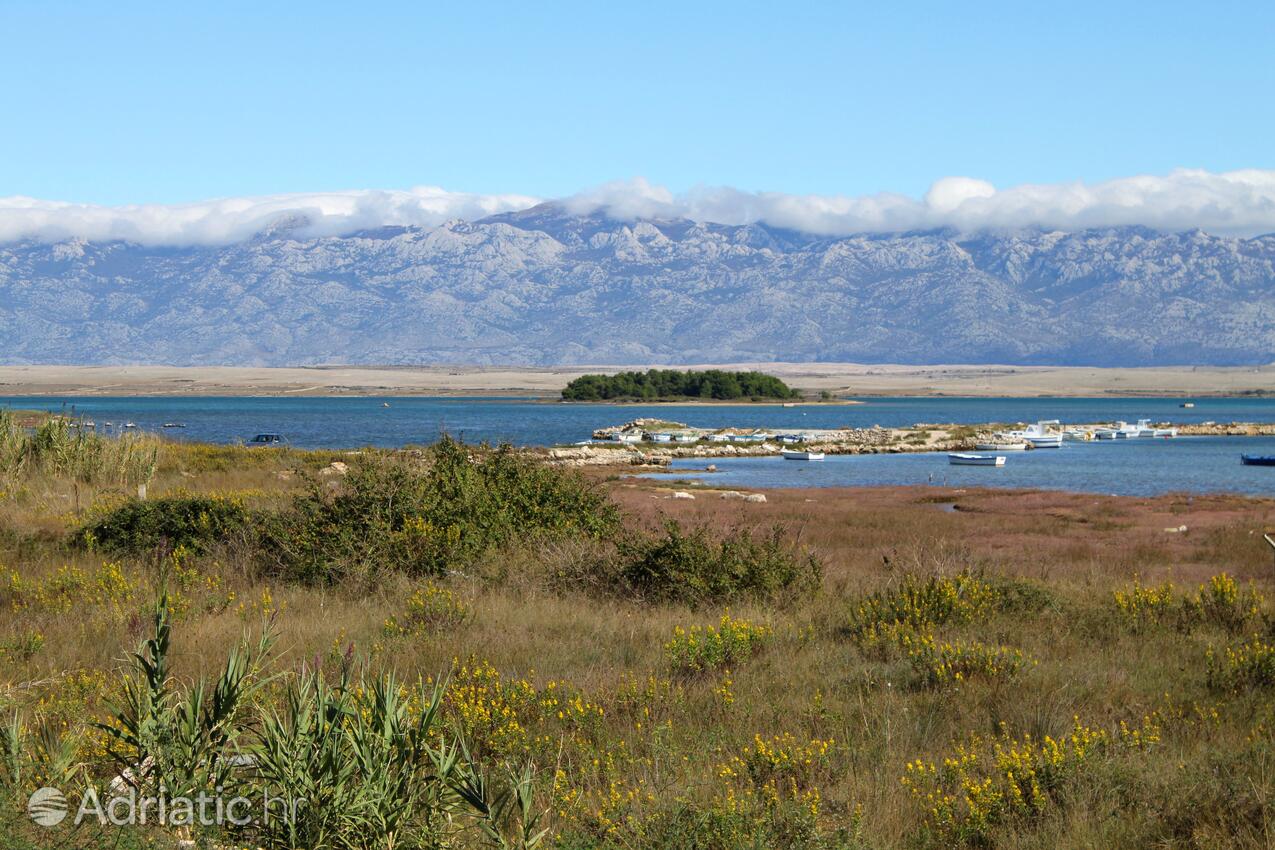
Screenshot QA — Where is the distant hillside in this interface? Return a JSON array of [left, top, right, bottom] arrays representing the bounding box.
[[1, 204, 1273, 366]]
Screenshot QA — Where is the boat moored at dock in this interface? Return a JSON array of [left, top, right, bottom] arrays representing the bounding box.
[[1013, 420, 1063, 448]]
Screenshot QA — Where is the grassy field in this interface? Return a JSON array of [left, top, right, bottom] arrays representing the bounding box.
[[2, 419, 1275, 848]]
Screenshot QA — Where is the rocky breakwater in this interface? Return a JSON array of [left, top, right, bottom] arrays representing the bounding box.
[[1177, 422, 1275, 436], [541, 445, 672, 468], [585, 419, 995, 460]]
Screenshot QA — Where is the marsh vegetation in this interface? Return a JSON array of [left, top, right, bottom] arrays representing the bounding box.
[[1, 423, 1275, 848]]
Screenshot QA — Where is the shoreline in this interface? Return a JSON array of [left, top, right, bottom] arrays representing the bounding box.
[[0, 362, 1272, 398]]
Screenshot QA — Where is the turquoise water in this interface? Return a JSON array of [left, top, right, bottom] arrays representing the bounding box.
[[4, 395, 1274, 496]]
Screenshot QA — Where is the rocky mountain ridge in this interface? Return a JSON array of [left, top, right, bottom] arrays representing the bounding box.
[[1, 204, 1272, 366]]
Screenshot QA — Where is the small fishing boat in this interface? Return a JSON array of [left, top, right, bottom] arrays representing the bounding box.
[[123, 422, 137, 429], [248, 433, 287, 446], [672, 433, 698, 443], [647, 433, 673, 443], [1096, 421, 1148, 440], [782, 450, 825, 461], [778, 434, 802, 444], [1016, 420, 1063, 448], [975, 440, 1028, 451], [1241, 455, 1275, 467], [948, 453, 1006, 467], [1154, 427, 1178, 438], [707, 433, 731, 442], [1180, 402, 1195, 408], [162, 422, 186, 428], [611, 432, 643, 443], [1133, 419, 1158, 438]]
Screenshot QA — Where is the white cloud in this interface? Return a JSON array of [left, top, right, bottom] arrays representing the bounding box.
[[0, 187, 540, 246], [568, 170, 1275, 237], [4, 169, 1275, 245]]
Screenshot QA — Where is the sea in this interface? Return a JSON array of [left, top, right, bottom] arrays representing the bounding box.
[[5, 395, 1275, 498]]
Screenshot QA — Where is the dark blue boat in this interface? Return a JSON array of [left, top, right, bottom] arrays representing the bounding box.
[[1241, 455, 1275, 466]]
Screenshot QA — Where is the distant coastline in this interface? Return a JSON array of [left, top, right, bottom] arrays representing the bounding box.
[[0, 363, 1272, 399]]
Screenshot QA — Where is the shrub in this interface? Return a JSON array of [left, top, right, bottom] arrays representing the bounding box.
[[844, 570, 999, 641], [618, 521, 822, 605], [1113, 576, 1176, 631], [664, 614, 771, 675], [1184, 573, 1265, 633], [1112, 573, 1266, 634], [79, 495, 252, 554], [261, 436, 619, 583], [1206, 635, 1275, 691], [383, 583, 470, 636], [901, 632, 1031, 687], [902, 716, 1163, 846]]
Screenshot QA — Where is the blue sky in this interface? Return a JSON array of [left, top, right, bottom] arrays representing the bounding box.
[[2, 0, 1273, 206]]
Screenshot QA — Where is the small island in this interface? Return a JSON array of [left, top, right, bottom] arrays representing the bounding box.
[[561, 368, 802, 402]]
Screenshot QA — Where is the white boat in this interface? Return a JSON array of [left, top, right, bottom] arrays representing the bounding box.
[[782, 450, 825, 461], [611, 432, 643, 443], [1180, 402, 1195, 408], [1013, 420, 1063, 448], [647, 433, 673, 443], [1154, 427, 1178, 438], [778, 434, 802, 444], [1097, 419, 1153, 439], [948, 453, 1006, 466], [707, 433, 731, 442], [123, 422, 137, 429]]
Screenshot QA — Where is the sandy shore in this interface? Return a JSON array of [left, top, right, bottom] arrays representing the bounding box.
[[0, 362, 1271, 397]]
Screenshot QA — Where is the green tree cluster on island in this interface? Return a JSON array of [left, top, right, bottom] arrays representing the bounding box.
[[561, 369, 801, 401]]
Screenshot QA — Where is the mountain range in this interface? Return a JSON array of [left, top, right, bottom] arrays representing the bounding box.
[[1, 204, 1273, 367]]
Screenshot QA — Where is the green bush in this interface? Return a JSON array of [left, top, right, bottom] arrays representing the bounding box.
[[562, 368, 800, 401], [261, 436, 619, 583], [80, 495, 251, 554], [618, 521, 822, 605]]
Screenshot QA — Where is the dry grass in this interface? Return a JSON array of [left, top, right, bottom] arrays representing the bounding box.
[[3, 442, 1275, 847]]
